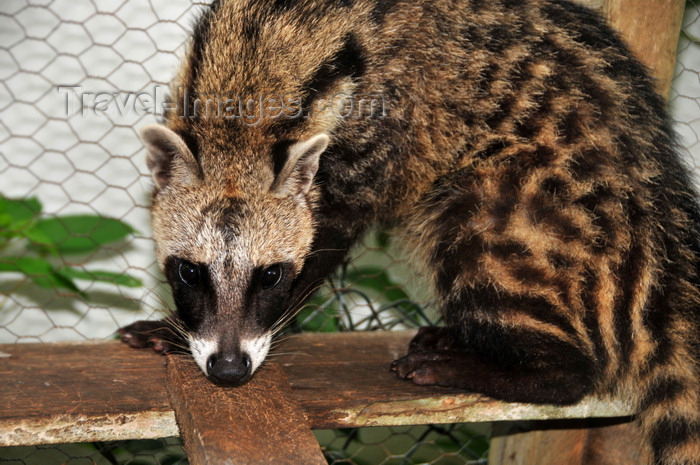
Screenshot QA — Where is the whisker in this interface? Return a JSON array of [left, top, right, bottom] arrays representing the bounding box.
[[165, 349, 191, 356], [268, 333, 305, 352], [303, 247, 348, 259], [269, 281, 327, 335], [267, 351, 312, 358]]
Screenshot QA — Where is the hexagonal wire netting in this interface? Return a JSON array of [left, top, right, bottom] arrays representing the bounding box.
[[1, 1, 699, 464]]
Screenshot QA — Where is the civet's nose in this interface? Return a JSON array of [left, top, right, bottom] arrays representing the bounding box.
[[206, 351, 252, 386]]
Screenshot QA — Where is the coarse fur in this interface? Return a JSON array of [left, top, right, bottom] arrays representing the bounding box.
[[119, 1, 700, 463]]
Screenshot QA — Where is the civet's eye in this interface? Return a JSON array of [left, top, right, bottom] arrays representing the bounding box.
[[179, 260, 201, 287], [260, 264, 282, 290]]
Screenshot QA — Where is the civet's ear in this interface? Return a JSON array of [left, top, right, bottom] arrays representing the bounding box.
[[141, 124, 201, 190], [270, 133, 330, 198]]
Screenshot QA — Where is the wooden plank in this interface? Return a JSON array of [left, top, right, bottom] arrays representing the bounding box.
[[604, 0, 685, 97], [0, 341, 177, 446], [166, 355, 326, 465], [0, 332, 635, 446], [273, 331, 635, 429]]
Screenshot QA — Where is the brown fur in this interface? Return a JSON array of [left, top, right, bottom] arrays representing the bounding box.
[[119, 1, 700, 463]]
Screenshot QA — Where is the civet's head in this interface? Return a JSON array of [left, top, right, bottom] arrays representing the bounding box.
[[142, 124, 329, 386]]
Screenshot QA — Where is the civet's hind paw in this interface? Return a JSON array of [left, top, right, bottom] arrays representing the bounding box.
[[391, 349, 472, 388]]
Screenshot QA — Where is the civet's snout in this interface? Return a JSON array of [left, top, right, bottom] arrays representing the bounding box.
[[206, 351, 252, 387]]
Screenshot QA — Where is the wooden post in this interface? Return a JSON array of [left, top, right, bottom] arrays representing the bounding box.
[[489, 421, 588, 465], [604, 0, 686, 97], [582, 420, 653, 465], [489, 418, 653, 465]]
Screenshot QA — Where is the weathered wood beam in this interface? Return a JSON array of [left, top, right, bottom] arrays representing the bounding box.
[[0, 340, 177, 446], [0, 332, 635, 447]]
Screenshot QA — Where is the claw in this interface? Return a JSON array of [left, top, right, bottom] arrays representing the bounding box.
[[117, 319, 185, 354]]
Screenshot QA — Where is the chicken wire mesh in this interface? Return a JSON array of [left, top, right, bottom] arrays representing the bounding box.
[[1, 0, 699, 464]]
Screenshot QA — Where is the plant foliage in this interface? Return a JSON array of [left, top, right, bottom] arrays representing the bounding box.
[[0, 195, 142, 299]]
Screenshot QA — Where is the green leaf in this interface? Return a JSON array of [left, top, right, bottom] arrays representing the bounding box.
[[375, 228, 391, 249], [0, 196, 42, 232], [23, 225, 57, 249], [123, 439, 166, 454], [297, 295, 340, 332], [345, 266, 412, 304], [0, 260, 19, 273], [26, 215, 135, 255], [343, 265, 433, 324], [161, 453, 188, 465], [0, 256, 82, 294], [61, 267, 142, 288], [0, 256, 51, 275], [120, 459, 156, 465]]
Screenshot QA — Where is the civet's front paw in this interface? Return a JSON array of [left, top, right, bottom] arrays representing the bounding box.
[[118, 319, 185, 354]]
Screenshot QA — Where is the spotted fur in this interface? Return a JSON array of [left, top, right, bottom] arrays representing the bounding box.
[[119, 1, 699, 463]]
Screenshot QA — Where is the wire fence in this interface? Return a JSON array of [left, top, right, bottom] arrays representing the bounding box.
[[1, 0, 699, 463]]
